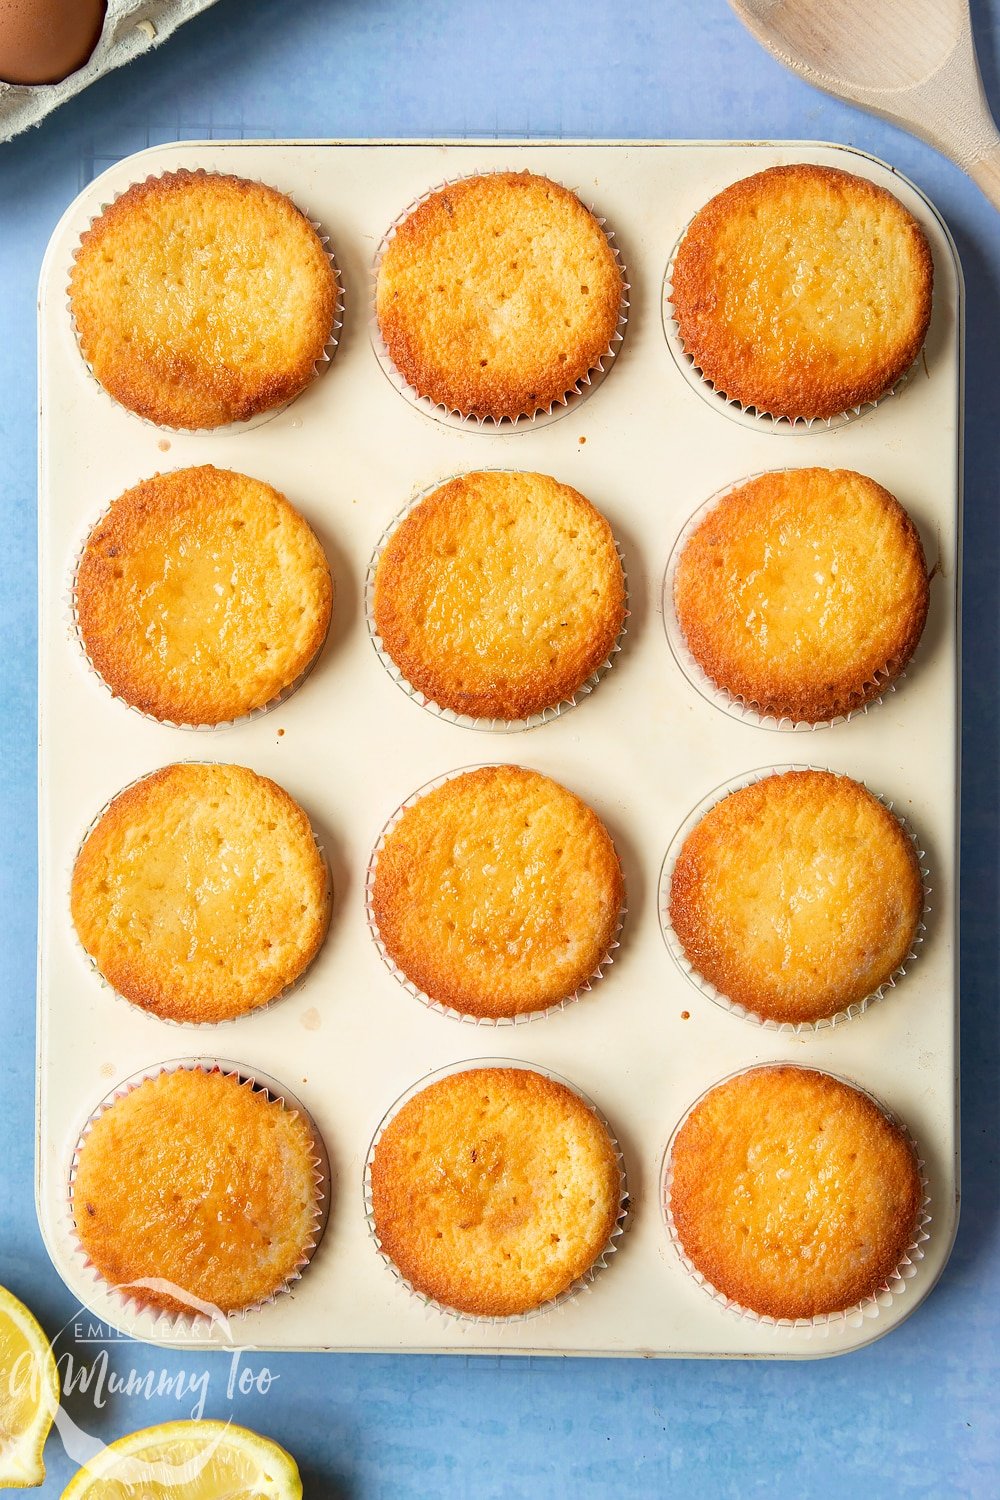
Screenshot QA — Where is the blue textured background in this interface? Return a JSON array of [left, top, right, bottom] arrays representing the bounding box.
[[2, 1, 998, 1495]]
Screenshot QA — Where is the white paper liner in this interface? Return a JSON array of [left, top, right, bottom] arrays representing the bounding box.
[[369, 171, 630, 431], [67, 471, 333, 731], [366, 764, 626, 1026], [660, 1063, 932, 1336], [66, 166, 344, 435], [658, 765, 930, 1033], [662, 470, 916, 731], [67, 1057, 330, 1335], [363, 1057, 629, 1324], [365, 471, 628, 733], [661, 220, 922, 434], [70, 762, 332, 1029]]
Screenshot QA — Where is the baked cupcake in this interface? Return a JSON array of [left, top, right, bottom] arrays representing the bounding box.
[[372, 470, 626, 721], [72, 1067, 321, 1317], [75, 466, 333, 726], [667, 1066, 925, 1320], [668, 770, 923, 1024], [673, 468, 929, 723], [71, 763, 330, 1024], [375, 171, 624, 421], [669, 164, 933, 420], [370, 766, 623, 1020], [370, 1065, 623, 1317], [69, 169, 339, 428]]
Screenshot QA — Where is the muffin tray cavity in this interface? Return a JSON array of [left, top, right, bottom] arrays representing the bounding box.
[[37, 140, 961, 1358]]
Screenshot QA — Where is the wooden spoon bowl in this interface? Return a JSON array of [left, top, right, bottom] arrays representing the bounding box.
[[729, 0, 1000, 209]]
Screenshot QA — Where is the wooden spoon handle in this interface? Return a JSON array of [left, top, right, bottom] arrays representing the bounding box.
[[901, 18, 1000, 215], [966, 140, 1000, 213]]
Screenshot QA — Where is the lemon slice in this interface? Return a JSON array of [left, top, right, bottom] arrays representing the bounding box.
[[0, 1284, 59, 1488], [61, 1419, 303, 1498]]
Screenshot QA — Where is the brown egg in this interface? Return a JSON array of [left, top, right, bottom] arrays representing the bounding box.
[[0, 0, 106, 86]]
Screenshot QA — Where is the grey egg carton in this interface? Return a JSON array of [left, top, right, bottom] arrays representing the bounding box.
[[0, 1, 220, 143]]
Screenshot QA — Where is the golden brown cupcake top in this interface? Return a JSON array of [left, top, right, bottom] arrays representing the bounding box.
[[69, 169, 339, 429], [71, 763, 330, 1024], [373, 470, 626, 721], [668, 1066, 924, 1320], [371, 766, 623, 1020], [371, 1066, 621, 1317], [375, 171, 623, 420], [73, 1068, 320, 1317], [76, 465, 333, 726], [669, 770, 922, 1024], [670, 164, 932, 419], [673, 468, 929, 723]]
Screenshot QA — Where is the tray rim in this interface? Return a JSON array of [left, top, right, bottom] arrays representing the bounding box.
[[35, 135, 964, 1361]]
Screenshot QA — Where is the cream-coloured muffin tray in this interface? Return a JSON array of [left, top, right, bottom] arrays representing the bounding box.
[[36, 140, 961, 1358]]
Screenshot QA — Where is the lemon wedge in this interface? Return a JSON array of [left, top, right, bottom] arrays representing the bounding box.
[[0, 1284, 59, 1488], [61, 1419, 303, 1498]]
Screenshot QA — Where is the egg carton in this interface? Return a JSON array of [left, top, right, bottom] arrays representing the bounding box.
[[0, 1, 220, 143]]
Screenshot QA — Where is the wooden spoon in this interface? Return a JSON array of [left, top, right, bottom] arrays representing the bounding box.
[[729, 0, 1000, 210]]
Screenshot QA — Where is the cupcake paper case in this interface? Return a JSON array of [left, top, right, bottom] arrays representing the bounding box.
[[372, 170, 629, 427], [367, 765, 625, 1024], [660, 766, 929, 1031], [365, 1060, 628, 1323], [665, 468, 930, 729], [368, 470, 628, 730], [70, 763, 332, 1025], [665, 163, 932, 429], [69, 1061, 328, 1327], [72, 465, 334, 729], [68, 168, 343, 431], [662, 1064, 931, 1331]]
